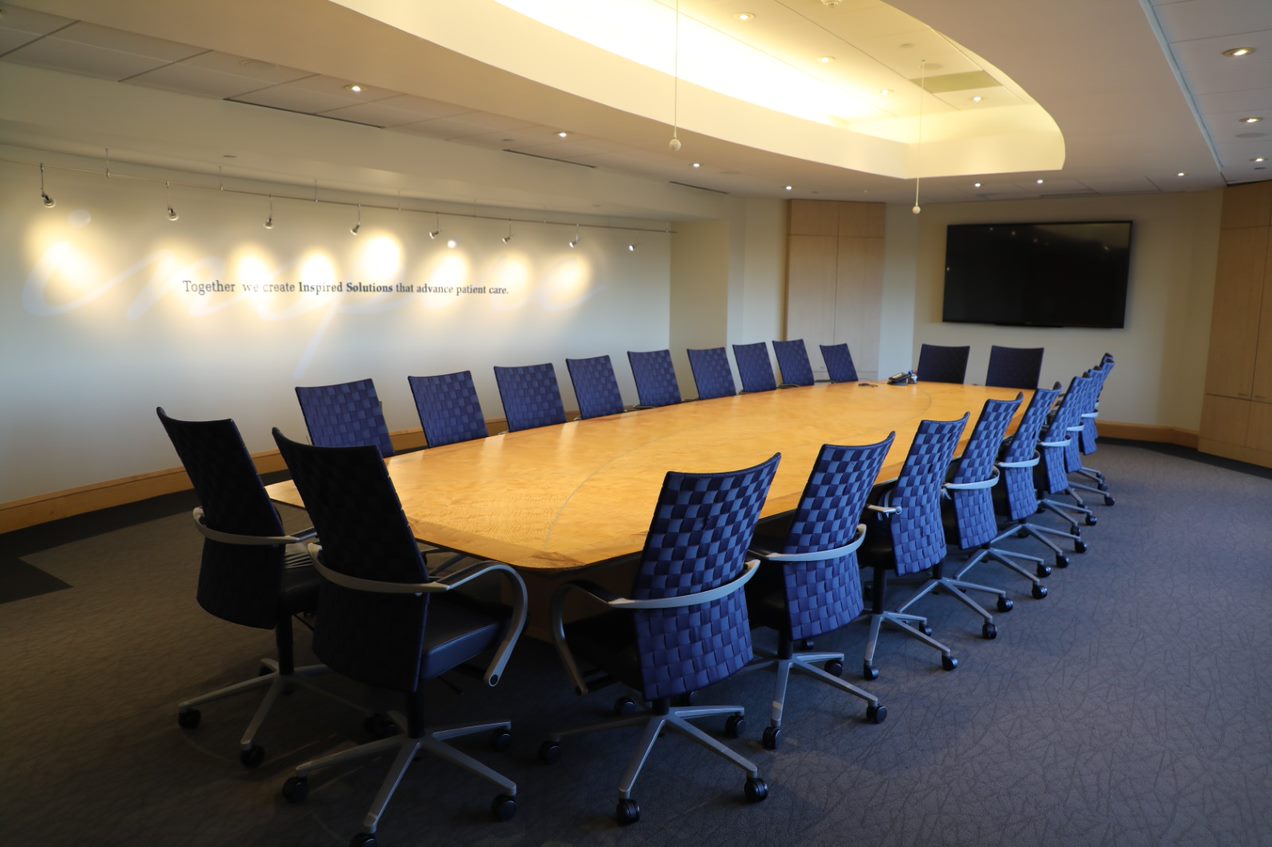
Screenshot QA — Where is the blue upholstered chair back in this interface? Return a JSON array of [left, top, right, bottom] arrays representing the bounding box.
[[772, 339, 816, 387], [985, 345, 1045, 390], [566, 355, 626, 420], [408, 371, 487, 448], [1081, 356, 1115, 454], [777, 435, 894, 642], [494, 363, 567, 432], [948, 396, 1022, 550], [732, 342, 778, 393], [295, 378, 394, 457], [886, 415, 968, 575], [916, 344, 970, 384], [999, 386, 1061, 521], [627, 349, 682, 408], [820, 343, 859, 383], [273, 430, 431, 694], [1038, 377, 1088, 494], [158, 408, 288, 630], [632, 453, 780, 700], [687, 347, 736, 400]]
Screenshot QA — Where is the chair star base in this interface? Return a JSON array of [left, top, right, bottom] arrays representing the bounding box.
[[746, 650, 883, 735], [955, 545, 1051, 592], [895, 572, 1013, 634], [863, 610, 958, 679]]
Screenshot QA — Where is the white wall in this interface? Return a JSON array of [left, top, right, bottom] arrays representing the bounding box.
[[888, 191, 1222, 428]]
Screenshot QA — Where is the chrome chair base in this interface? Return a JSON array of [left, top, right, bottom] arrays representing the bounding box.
[[863, 611, 957, 679], [746, 650, 881, 730]]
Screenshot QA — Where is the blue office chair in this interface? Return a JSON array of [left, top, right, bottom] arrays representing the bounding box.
[[985, 345, 1045, 390], [273, 429, 527, 846], [687, 346, 737, 400], [820, 343, 860, 383], [1070, 355, 1116, 506], [158, 407, 333, 769], [857, 414, 969, 679], [295, 378, 395, 456], [494, 363, 568, 432], [567, 355, 626, 419], [627, 349, 683, 408], [744, 435, 894, 750], [915, 344, 970, 384], [991, 385, 1082, 569], [732, 342, 778, 392], [771, 339, 816, 387], [541, 454, 781, 825], [1036, 376, 1098, 532], [408, 370, 488, 448], [893, 397, 1026, 642]]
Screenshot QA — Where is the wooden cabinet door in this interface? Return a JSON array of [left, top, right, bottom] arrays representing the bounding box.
[[1204, 227, 1267, 398], [1250, 238, 1272, 403]]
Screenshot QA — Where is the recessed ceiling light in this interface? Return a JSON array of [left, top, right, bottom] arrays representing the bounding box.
[[971, 95, 983, 103], [737, 12, 755, 22], [1177, 171, 1186, 177], [973, 182, 982, 188], [1240, 116, 1263, 124], [784, 185, 793, 191], [344, 83, 363, 93], [880, 88, 892, 97], [557, 130, 569, 138], [692, 162, 701, 168], [1222, 47, 1255, 58], [222, 154, 237, 159], [819, 56, 834, 64], [1253, 156, 1267, 163], [1035, 178, 1045, 184]]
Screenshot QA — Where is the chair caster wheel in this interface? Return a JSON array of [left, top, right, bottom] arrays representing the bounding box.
[[1032, 584, 1049, 599], [613, 696, 638, 716], [799, 638, 816, 650], [745, 776, 768, 803], [862, 662, 879, 681], [282, 776, 309, 804], [177, 709, 201, 730], [1085, 515, 1098, 527], [981, 622, 998, 640], [942, 654, 959, 671], [1055, 554, 1070, 568], [724, 714, 745, 738], [916, 622, 933, 636], [1075, 541, 1088, 554], [538, 740, 561, 764], [1037, 563, 1052, 578], [824, 659, 844, 677], [492, 793, 517, 821], [616, 798, 641, 825], [996, 596, 1014, 613], [364, 713, 398, 739], [240, 744, 265, 769], [867, 703, 887, 724], [1104, 496, 1115, 506], [350, 833, 377, 847], [761, 725, 781, 750], [490, 727, 512, 752]]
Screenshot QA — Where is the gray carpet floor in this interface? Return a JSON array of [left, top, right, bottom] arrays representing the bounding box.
[[1, 442, 1270, 847]]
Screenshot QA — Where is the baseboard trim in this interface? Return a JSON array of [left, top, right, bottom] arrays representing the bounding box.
[[0, 416, 1194, 535]]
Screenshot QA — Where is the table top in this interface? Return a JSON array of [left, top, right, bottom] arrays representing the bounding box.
[[267, 381, 1028, 572]]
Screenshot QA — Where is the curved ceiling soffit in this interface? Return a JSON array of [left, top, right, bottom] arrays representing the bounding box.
[[332, 0, 1064, 180]]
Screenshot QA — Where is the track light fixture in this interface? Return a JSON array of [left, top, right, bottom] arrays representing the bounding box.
[[627, 242, 638, 253], [502, 220, 514, 244], [668, 0, 682, 152], [264, 195, 274, 230], [429, 212, 441, 240], [39, 162, 55, 208], [165, 180, 179, 221], [568, 224, 581, 248], [912, 59, 926, 215], [351, 204, 361, 235]]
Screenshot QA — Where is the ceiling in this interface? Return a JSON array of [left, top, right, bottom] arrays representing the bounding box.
[[0, 0, 1268, 214]]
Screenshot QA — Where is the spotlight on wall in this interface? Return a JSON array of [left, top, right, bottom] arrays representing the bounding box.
[[568, 224, 581, 248], [627, 242, 638, 253], [39, 163, 55, 208], [263, 195, 274, 230], [164, 180, 179, 221], [501, 220, 514, 244], [446, 238, 459, 249], [351, 204, 361, 236], [429, 212, 441, 240]]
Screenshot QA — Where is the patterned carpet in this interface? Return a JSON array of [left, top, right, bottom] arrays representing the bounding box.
[[1, 442, 1269, 847]]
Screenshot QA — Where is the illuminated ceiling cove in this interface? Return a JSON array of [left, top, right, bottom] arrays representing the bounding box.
[[333, 0, 1065, 180]]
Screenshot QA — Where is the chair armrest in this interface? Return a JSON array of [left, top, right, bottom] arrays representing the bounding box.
[[193, 507, 304, 546], [750, 523, 867, 563], [307, 545, 527, 687], [1080, 412, 1098, 420], [998, 453, 1040, 470], [1065, 424, 1084, 434], [944, 466, 1000, 492], [1038, 438, 1072, 449], [548, 559, 760, 695], [867, 503, 902, 517]]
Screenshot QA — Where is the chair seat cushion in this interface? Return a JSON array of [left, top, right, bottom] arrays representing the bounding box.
[[279, 554, 321, 616], [419, 595, 506, 681], [563, 612, 642, 692], [743, 563, 789, 633]]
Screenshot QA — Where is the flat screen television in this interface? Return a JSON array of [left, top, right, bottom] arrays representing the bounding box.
[[942, 221, 1132, 328]]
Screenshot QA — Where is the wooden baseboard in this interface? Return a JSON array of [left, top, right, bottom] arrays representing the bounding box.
[[1197, 437, 1272, 468], [0, 416, 1203, 536]]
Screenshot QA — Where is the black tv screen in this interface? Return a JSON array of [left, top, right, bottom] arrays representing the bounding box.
[[942, 221, 1132, 328]]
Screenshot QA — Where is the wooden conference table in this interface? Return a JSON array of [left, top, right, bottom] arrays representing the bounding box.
[[267, 381, 1028, 573]]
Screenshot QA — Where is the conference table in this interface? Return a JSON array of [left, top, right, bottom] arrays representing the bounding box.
[[266, 381, 1029, 573]]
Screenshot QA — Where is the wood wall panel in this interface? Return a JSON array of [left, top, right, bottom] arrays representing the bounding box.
[[1220, 180, 1272, 230], [1246, 402, 1272, 453], [789, 200, 840, 236], [786, 235, 838, 355], [1204, 226, 1266, 398], [1199, 393, 1250, 446], [1250, 236, 1272, 402]]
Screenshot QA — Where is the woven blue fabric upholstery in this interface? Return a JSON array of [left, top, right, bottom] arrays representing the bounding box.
[[985, 346, 1045, 390], [627, 349, 683, 408], [687, 347, 736, 400], [916, 344, 970, 384], [948, 396, 1023, 550], [1081, 356, 1115, 454], [632, 454, 780, 701], [1062, 376, 1098, 473], [408, 371, 488, 448], [774, 436, 894, 641], [732, 342, 778, 393], [998, 387, 1061, 522], [494, 363, 567, 432], [772, 339, 816, 387], [273, 430, 433, 693], [295, 378, 394, 457], [820, 343, 859, 383], [158, 408, 291, 629], [878, 415, 968, 576], [1038, 377, 1088, 495], [566, 355, 626, 420]]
